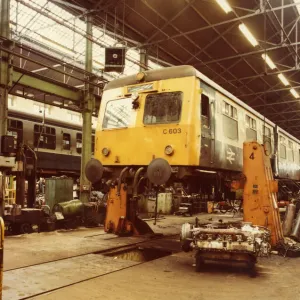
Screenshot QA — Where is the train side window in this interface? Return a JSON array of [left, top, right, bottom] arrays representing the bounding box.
[[76, 133, 82, 154], [91, 135, 95, 155], [279, 136, 286, 159], [222, 101, 238, 140], [201, 95, 210, 118], [7, 119, 23, 149], [62, 133, 71, 150], [245, 115, 257, 141], [34, 125, 56, 150], [287, 140, 294, 162], [201, 94, 210, 127]]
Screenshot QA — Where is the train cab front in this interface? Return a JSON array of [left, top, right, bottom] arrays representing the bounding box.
[[95, 67, 200, 171]]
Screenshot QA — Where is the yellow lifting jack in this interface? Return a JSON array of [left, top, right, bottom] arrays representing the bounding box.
[[232, 142, 284, 247]]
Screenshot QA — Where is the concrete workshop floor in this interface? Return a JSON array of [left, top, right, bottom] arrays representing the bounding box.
[[4, 213, 300, 300]]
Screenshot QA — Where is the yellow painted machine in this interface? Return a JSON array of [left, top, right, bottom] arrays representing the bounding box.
[[241, 142, 284, 247]]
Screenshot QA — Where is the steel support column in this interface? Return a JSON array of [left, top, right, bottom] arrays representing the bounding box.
[[80, 15, 94, 204], [0, 0, 12, 216], [139, 48, 148, 71]]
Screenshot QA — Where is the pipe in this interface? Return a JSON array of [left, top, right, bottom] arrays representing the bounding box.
[[133, 167, 144, 198], [117, 167, 129, 196], [282, 203, 296, 236]]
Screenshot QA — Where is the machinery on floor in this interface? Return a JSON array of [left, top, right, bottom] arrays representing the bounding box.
[[181, 141, 300, 271], [181, 221, 270, 271]]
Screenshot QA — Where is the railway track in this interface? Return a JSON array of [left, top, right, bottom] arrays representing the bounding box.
[[3, 233, 180, 300]]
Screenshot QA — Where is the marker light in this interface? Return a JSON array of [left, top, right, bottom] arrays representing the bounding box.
[[165, 145, 174, 156], [102, 147, 110, 156]]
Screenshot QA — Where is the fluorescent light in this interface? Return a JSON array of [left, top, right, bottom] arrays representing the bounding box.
[[216, 0, 232, 13], [294, 1, 300, 15], [238, 23, 258, 47], [261, 54, 276, 70], [278, 73, 289, 86], [41, 35, 75, 56], [290, 88, 299, 98]]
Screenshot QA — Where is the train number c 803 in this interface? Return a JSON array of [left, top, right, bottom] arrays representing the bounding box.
[[163, 128, 181, 134]]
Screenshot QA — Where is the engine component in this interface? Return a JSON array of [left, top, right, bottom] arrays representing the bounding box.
[[181, 221, 271, 270], [52, 200, 83, 218], [147, 158, 171, 185], [282, 203, 296, 236]]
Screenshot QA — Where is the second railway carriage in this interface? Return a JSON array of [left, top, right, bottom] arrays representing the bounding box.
[[7, 97, 96, 177], [87, 65, 300, 198]]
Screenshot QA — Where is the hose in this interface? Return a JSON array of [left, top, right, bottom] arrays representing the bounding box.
[[117, 167, 129, 196], [133, 167, 144, 198]]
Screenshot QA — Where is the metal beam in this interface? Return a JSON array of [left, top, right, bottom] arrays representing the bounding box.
[[0, 0, 11, 216], [238, 85, 300, 97], [253, 99, 300, 108], [80, 15, 93, 204], [194, 42, 300, 66], [141, 2, 300, 47], [12, 70, 82, 101]]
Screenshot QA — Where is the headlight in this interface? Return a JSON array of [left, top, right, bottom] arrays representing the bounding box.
[[102, 147, 110, 156], [165, 145, 174, 156]]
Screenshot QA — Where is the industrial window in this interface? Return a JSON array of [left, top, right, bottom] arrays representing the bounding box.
[[103, 98, 133, 129], [245, 115, 257, 141], [263, 126, 272, 154], [222, 101, 238, 140], [201, 94, 210, 127], [287, 140, 294, 162], [76, 133, 82, 154], [91, 135, 95, 155], [7, 119, 23, 150], [34, 125, 56, 150], [143, 92, 182, 124], [279, 136, 286, 159], [62, 133, 71, 150]]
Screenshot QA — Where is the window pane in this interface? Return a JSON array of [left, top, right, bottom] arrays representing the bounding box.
[[103, 98, 133, 129], [223, 115, 238, 140], [246, 128, 257, 141], [201, 94, 209, 118], [263, 136, 272, 155], [34, 125, 56, 150], [62, 133, 71, 150], [280, 144, 286, 159], [144, 92, 182, 124], [245, 115, 250, 128], [76, 133, 82, 154], [224, 103, 229, 115]]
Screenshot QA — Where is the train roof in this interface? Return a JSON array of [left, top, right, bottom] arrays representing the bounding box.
[[104, 65, 300, 144]]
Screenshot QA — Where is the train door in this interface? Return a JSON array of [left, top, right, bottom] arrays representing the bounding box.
[[200, 93, 215, 167]]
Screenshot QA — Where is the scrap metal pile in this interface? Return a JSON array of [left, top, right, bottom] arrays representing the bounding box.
[[181, 220, 271, 270]]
